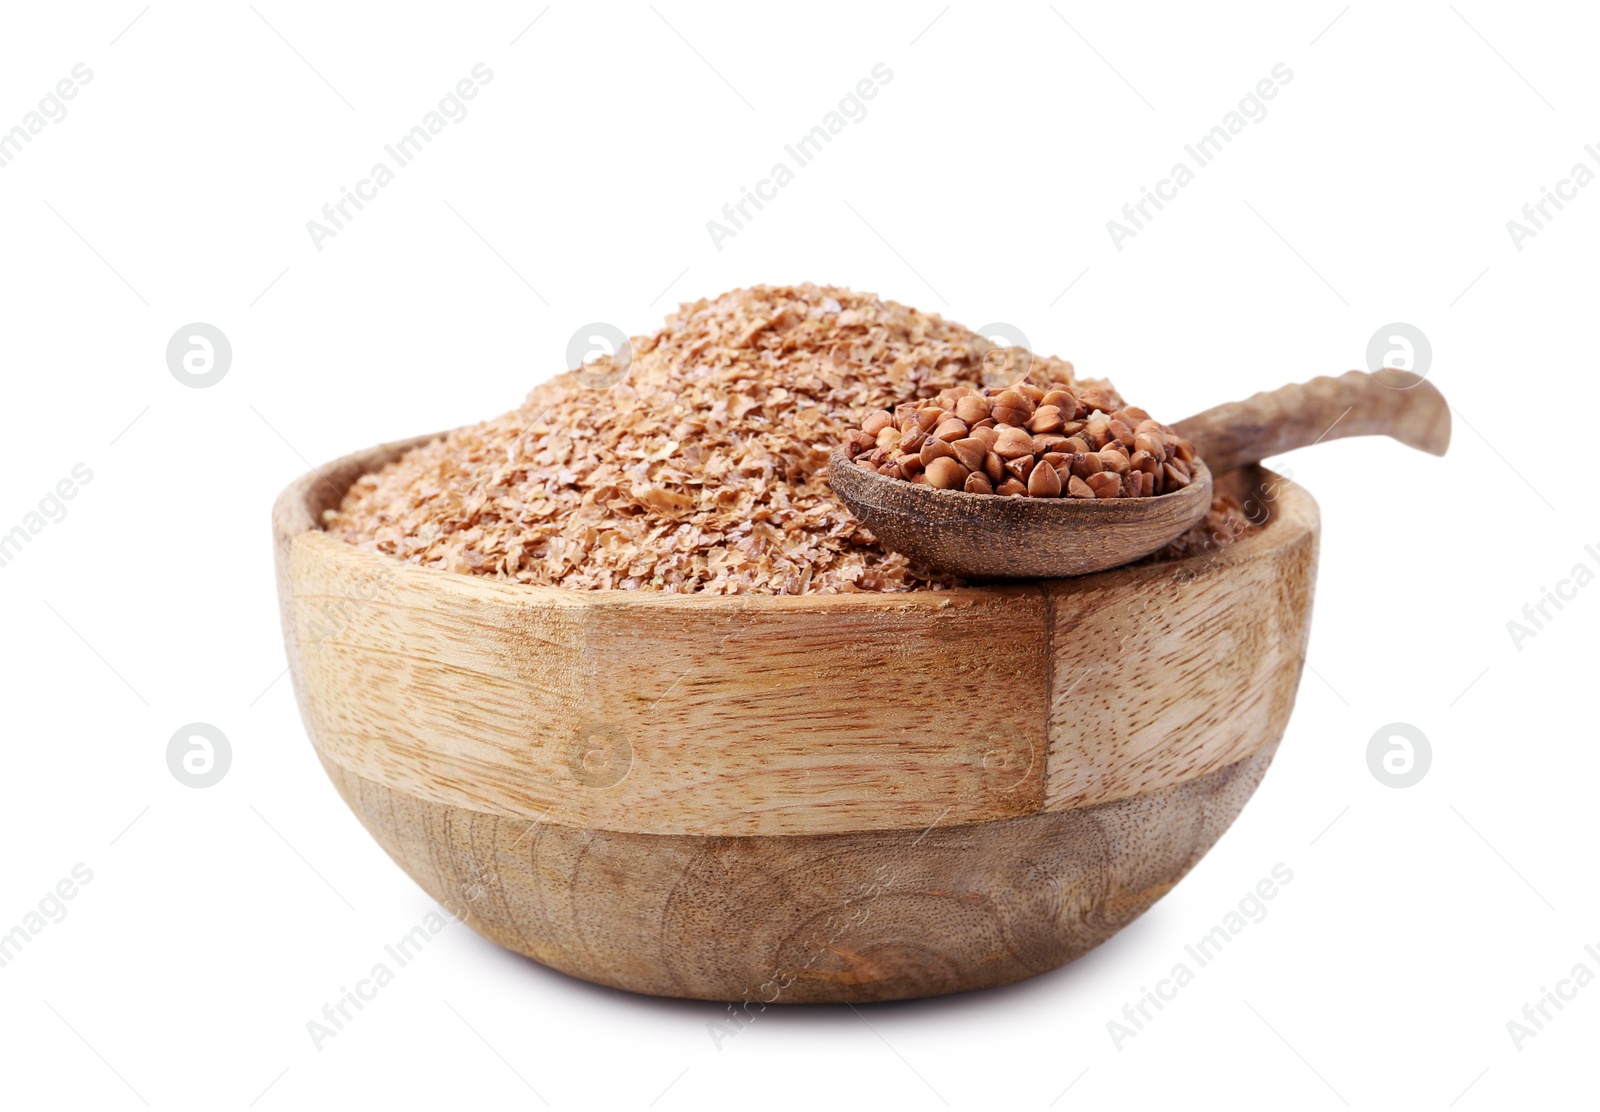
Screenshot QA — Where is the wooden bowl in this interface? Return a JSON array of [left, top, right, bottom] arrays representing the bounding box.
[[273, 434, 1319, 1004]]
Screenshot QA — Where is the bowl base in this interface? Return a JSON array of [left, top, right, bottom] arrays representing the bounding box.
[[322, 741, 1278, 1004]]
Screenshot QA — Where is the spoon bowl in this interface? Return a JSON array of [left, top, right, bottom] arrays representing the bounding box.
[[828, 369, 1451, 581], [828, 449, 1213, 579]]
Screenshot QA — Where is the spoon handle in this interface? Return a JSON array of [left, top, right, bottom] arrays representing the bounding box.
[[1171, 369, 1450, 475]]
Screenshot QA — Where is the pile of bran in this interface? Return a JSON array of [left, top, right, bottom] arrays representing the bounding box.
[[326, 284, 1252, 593]]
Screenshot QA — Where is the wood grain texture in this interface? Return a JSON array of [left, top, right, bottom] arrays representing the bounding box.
[[1043, 470, 1317, 810], [323, 742, 1278, 1003], [288, 540, 1050, 835], [274, 437, 1319, 838], [827, 447, 1212, 579], [1173, 369, 1451, 475], [273, 433, 1321, 1001]]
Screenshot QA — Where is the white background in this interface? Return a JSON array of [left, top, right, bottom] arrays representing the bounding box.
[[1, 2, 1595, 1108]]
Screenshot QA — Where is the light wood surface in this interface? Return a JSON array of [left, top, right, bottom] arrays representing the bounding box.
[[322, 742, 1277, 1003], [276, 443, 1316, 837], [273, 435, 1321, 1000], [1042, 480, 1317, 810]]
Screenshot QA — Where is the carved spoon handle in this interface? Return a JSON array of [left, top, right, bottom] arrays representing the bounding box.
[[1171, 369, 1450, 476]]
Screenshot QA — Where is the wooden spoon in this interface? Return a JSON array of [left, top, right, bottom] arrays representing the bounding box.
[[828, 368, 1449, 579]]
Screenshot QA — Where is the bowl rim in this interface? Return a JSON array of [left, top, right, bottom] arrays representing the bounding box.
[[274, 429, 1317, 611], [274, 431, 1321, 839]]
